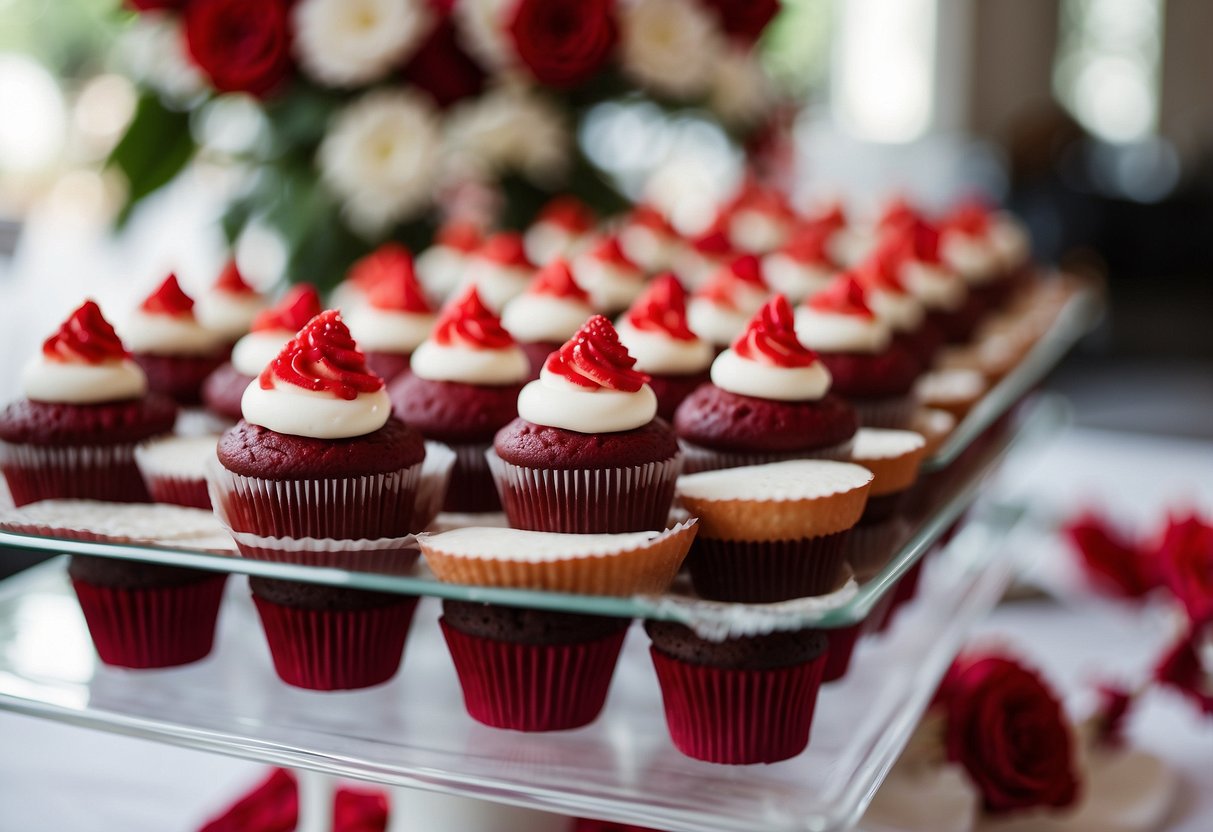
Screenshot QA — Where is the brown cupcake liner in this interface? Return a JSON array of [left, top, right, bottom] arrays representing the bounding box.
[[414, 442, 456, 531], [678, 473, 871, 543], [443, 441, 501, 514], [678, 438, 854, 475], [420, 520, 697, 596], [852, 395, 918, 430], [0, 441, 151, 507], [688, 531, 851, 602], [851, 440, 928, 498], [845, 517, 912, 578], [487, 451, 681, 534]]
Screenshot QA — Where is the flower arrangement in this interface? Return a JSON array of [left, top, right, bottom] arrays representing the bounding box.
[[112, 0, 789, 284]]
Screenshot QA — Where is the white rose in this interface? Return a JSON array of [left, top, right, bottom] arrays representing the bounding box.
[[710, 47, 776, 128], [318, 90, 440, 237], [443, 84, 569, 186], [452, 0, 515, 71], [121, 13, 206, 101], [620, 0, 721, 99], [293, 0, 431, 88]]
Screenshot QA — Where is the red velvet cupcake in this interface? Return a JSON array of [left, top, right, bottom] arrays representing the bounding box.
[[202, 284, 324, 422], [195, 258, 267, 347], [672, 225, 735, 289], [501, 259, 595, 379], [616, 274, 713, 421], [462, 231, 536, 312], [855, 242, 940, 368], [617, 203, 679, 273], [719, 180, 797, 254], [939, 200, 1031, 311], [135, 434, 218, 509], [675, 295, 858, 473], [795, 274, 921, 429], [686, 254, 771, 351], [572, 234, 645, 313], [124, 275, 229, 405], [762, 222, 839, 304], [416, 219, 483, 303], [881, 212, 980, 344], [389, 287, 529, 513], [344, 245, 436, 382], [524, 195, 595, 265], [490, 316, 681, 534]]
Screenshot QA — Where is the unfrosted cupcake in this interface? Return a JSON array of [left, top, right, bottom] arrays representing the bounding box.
[[135, 434, 219, 509], [687, 254, 771, 351], [195, 259, 267, 346], [389, 287, 529, 513], [462, 231, 536, 311], [762, 223, 840, 303], [490, 315, 681, 534], [125, 274, 228, 405], [618, 203, 679, 272], [416, 219, 482, 303], [616, 274, 713, 420], [524, 195, 595, 265], [202, 284, 324, 422], [572, 234, 645, 313], [675, 295, 858, 473], [795, 274, 921, 429], [845, 428, 927, 576], [501, 258, 595, 379], [344, 247, 436, 382]]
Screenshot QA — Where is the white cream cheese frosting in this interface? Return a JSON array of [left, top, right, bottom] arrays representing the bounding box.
[[710, 348, 832, 401], [121, 308, 226, 356], [410, 340, 529, 385], [344, 306, 435, 353], [501, 294, 593, 344], [230, 330, 294, 377], [22, 356, 147, 404], [616, 320, 713, 376], [241, 380, 392, 440], [516, 366, 657, 434], [197, 292, 266, 341], [794, 306, 892, 354], [762, 253, 836, 303]]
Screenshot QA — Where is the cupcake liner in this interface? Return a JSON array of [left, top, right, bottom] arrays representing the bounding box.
[[441, 619, 627, 732], [852, 396, 918, 430], [141, 473, 211, 510], [0, 441, 151, 507], [252, 593, 419, 691], [420, 520, 697, 596], [863, 587, 899, 636], [678, 439, 854, 475], [208, 457, 424, 540], [415, 442, 457, 530], [845, 517, 911, 578], [688, 532, 851, 603], [443, 441, 501, 514], [132, 352, 226, 406], [822, 623, 863, 683], [0, 500, 233, 553], [225, 527, 421, 574], [487, 451, 681, 534], [71, 575, 227, 669], [649, 647, 827, 764]]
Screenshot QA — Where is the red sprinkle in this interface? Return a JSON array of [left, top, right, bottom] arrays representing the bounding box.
[[625, 273, 697, 341], [476, 232, 533, 268], [732, 295, 819, 367], [537, 196, 595, 233], [806, 274, 876, 318], [260, 310, 384, 399], [543, 315, 650, 392], [252, 285, 324, 333], [42, 300, 129, 363], [140, 274, 196, 317], [433, 286, 515, 350], [527, 259, 591, 303], [213, 259, 257, 296]]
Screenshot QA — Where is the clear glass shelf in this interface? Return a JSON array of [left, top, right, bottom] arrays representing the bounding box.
[[0, 501, 1025, 832]]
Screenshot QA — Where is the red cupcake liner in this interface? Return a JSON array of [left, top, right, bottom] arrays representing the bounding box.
[[851, 396, 917, 430], [71, 575, 226, 669], [0, 441, 151, 507], [863, 587, 899, 635], [678, 439, 854, 474], [252, 593, 419, 691], [440, 619, 627, 732], [875, 556, 927, 632], [487, 451, 681, 534], [142, 473, 211, 510], [688, 531, 850, 603], [227, 527, 421, 574], [649, 647, 827, 764], [823, 622, 863, 683], [133, 351, 226, 406], [444, 441, 501, 514]]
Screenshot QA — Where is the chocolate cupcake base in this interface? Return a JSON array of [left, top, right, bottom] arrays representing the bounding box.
[[688, 532, 851, 603]]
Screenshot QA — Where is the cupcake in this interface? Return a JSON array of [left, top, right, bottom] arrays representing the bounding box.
[[195, 259, 267, 346], [676, 458, 873, 602], [416, 219, 482, 303], [124, 274, 229, 405], [939, 200, 1024, 309], [617, 203, 679, 273], [794, 274, 921, 429], [844, 428, 927, 577], [462, 232, 536, 312], [202, 284, 324, 422], [854, 244, 937, 368], [135, 434, 219, 509], [646, 621, 829, 764], [762, 222, 840, 303], [616, 273, 713, 421], [524, 195, 595, 265], [500, 259, 595, 378], [675, 295, 859, 473], [0, 300, 177, 506], [914, 367, 987, 421], [687, 254, 771, 351], [572, 234, 645, 313], [490, 315, 681, 534], [344, 247, 436, 382], [885, 219, 979, 344], [388, 287, 529, 513], [720, 182, 797, 254], [672, 225, 735, 289]]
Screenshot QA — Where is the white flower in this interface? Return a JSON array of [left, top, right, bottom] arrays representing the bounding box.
[[443, 85, 569, 186], [452, 0, 514, 71], [710, 48, 776, 127], [121, 13, 206, 101], [620, 0, 721, 99], [318, 90, 440, 237], [293, 0, 431, 88]]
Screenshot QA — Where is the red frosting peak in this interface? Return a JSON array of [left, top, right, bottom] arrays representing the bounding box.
[[433, 287, 515, 350], [885, 219, 942, 266], [364, 250, 432, 314], [694, 270, 747, 310], [625, 273, 697, 341], [809, 201, 848, 233], [477, 232, 533, 268], [435, 220, 482, 253], [726, 181, 796, 221], [213, 259, 257, 296], [260, 310, 384, 399], [780, 224, 836, 265], [877, 196, 919, 232], [528, 259, 592, 303], [690, 226, 734, 257], [252, 285, 324, 333], [42, 300, 129, 364], [944, 199, 992, 237], [721, 254, 767, 288], [537, 196, 595, 233], [806, 274, 876, 318], [543, 315, 650, 392], [586, 235, 638, 270], [732, 295, 819, 368], [140, 274, 196, 317], [857, 242, 910, 295], [628, 204, 675, 236]]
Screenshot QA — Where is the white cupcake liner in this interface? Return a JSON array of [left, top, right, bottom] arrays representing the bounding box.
[[223, 526, 422, 574], [677, 438, 855, 475], [486, 449, 682, 533], [415, 442, 457, 531], [852, 395, 918, 430]]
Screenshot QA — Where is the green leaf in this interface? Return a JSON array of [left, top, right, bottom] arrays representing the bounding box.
[[107, 92, 197, 227]]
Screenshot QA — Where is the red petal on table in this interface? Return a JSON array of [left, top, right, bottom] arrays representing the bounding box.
[[198, 768, 298, 832], [1062, 511, 1159, 599]]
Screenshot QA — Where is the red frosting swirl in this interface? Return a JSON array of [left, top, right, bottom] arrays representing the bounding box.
[[527, 259, 591, 303], [140, 274, 195, 317], [779, 224, 836, 265], [876, 196, 918, 232], [364, 250, 432, 313], [543, 315, 649, 392], [689, 226, 734, 257], [435, 220, 482, 253], [259, 310, 384, 399], [476, 232, 534, 268], [625, 273, 697, 341], [724, 181, 796, 221], [585, 234, 638, 270], [433, 287, 515, 350], [628, 204, 676, 236], [857, 242, 911, 295], [808, 201, 848, 233], [732, 295, 819, 368], [944, 199, 992, 237], [806, 274, 876, 318], [719, 254, 767, 288], [251, 285, 324, 333], [537, 196, 595, 233], [42, 300, 129, 364], [213, 259, 257, 295]]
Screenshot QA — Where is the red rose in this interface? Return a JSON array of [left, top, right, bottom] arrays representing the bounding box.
[[403, 17, 486, 108], [1091, 682, 1135, 747], [126, 0, 185, 10], [575, 820, 660, 832], [184, 0, 292, 96], [1155, 624, 1213, 715], [1156, 513, 1213, 625], [506, 0, 617, 88], [1063, 511, 1159, 600], [939, 654, 1080, 814], [700, 0, 780, 43]]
